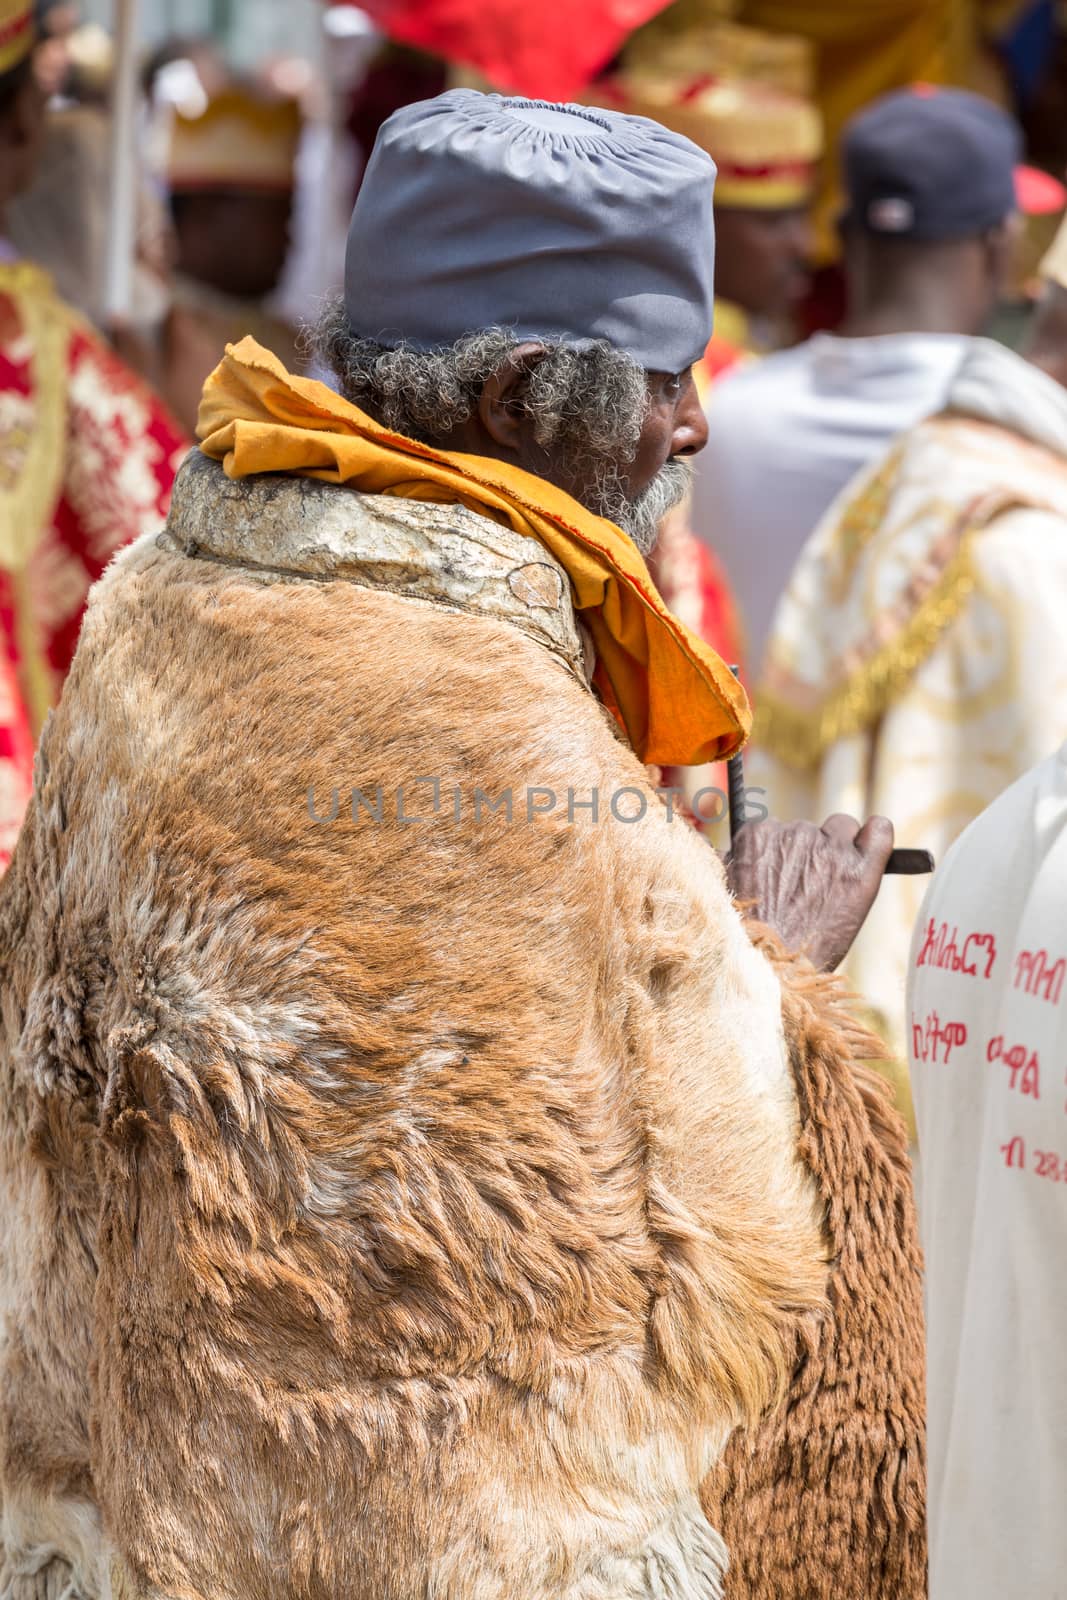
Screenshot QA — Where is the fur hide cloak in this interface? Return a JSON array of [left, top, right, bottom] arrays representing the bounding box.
[[0, 454, 921, 1599], [703, 937, 927, 1599]]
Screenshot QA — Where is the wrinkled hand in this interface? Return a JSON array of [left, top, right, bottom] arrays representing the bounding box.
[[723, 814, 895, 972]]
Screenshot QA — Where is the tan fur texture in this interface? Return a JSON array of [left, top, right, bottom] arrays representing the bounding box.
[[702, 935, 927, 1599], [0, 471, 831, 1599]]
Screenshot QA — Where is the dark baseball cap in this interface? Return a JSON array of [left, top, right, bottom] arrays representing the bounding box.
[[842, 86, 1061, 241]]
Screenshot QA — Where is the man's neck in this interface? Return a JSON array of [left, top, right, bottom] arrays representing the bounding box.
[[839, 286, 978, 341]]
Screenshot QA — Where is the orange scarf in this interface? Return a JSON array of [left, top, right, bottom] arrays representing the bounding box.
[[197, 339, 749, 766]]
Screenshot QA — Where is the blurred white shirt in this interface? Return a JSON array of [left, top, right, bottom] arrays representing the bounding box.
[[908, 740, 1067, 1600], [692, 330, 969, 664]]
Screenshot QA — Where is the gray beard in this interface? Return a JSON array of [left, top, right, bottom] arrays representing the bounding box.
[[585, 457, 693, 556]]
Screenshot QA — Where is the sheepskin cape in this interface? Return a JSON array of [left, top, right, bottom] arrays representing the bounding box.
[[0, 453, 921, 1599]]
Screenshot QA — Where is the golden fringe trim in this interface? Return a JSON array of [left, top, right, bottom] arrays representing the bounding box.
[[754, 535, 976, 770]]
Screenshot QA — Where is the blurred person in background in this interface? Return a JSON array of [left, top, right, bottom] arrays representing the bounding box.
[[0, 0, 186, 870], [138, 34, 228, 293], [698, 76, 818, 385], [736, 0, 1045, 260], [694, 86, 1063, 665], [7, 23, 173, 327], [750, 206, 1067, 1114], [157, 82, 303, 434]]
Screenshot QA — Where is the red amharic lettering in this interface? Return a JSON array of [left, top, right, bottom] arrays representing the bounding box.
[[987, 1035, 1041, 1098], [1013, 949, 1066, 1005], [916, 919, 997, 978], [998, 1141, 1067, 1180], [912, 1010, 968, 1065]]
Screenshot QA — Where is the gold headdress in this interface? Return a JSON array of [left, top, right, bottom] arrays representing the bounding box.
[[586, 21, 821, 210]]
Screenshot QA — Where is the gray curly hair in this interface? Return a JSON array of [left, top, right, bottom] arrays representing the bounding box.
[[310, 299, 689, 553]]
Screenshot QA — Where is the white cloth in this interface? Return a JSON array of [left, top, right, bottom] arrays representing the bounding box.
[[908, 739, 1067, 1600], [692, 331, 969, 661]]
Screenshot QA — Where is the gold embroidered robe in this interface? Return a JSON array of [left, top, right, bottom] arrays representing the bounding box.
[[751, 339, 1067, 1103]]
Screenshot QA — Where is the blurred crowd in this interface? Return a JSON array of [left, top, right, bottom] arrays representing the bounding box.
[[4, 0, 1067, 1593]]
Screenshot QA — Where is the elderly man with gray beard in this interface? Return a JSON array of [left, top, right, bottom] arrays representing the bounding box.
[[0, 92, 923, 1600]]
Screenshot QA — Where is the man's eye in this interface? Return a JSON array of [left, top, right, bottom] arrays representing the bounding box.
[[664, 374, 683, 398]]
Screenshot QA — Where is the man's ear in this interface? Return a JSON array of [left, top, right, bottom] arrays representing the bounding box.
[[477, 342, 549, 453]]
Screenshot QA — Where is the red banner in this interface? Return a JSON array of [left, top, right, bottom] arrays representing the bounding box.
[[341, 0, 674, 102]]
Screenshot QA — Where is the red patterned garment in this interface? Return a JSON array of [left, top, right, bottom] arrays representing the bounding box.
[[0, 262, 187, 868]]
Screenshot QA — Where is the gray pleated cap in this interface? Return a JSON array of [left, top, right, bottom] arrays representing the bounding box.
[[343, 90, 717, 374]]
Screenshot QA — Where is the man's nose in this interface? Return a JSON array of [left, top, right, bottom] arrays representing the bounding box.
[[672, 374, 709, 457]]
